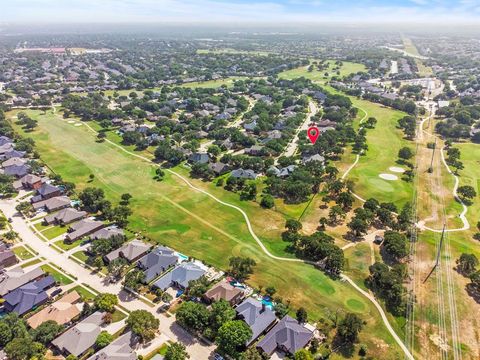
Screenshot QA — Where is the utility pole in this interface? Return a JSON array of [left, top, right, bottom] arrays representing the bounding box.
[[423, 223, 446, 283], [428, 138, 437, 173]]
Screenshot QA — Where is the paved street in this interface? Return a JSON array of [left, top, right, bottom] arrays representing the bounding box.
[[0, 197, 215, 359]]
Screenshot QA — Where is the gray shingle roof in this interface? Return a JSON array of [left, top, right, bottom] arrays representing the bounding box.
[[257, 315, 314, 355], [0, 266, 45, 296], [104, 240, 151, 263], [137, 246, 178, 283], [3, 275, 55, 315], [44, 208, 87, 225], [87, 331, 137, 360], [52, 311, 105, 357], [235, 298, 277, 345], [153, 262, 205, 290]]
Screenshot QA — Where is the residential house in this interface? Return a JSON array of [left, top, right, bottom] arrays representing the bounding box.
[[13, 173, 43, 191], [44, 208, 87, 226], [0, 136, 12, 147], [231, 169, 259, 180], [236, 298, 277, 345], [27, 290, 83, 329], [86, 331, 137, 360], [204, 279, 244, 306], [137, 246, 178, 283], [2, 157, 26, 168], [188, 152, 209, 164], [302, 154, 325, 165], [244, 146, 264, 156], [32, 196, 71, 212], [65, 219, 105, 243], [0, 242, 17, 269], [257, 315, 314, 356], [243, 120, 257, 131], [104, 239, 151, 264], [0, 266, 45, 296], [30, 183, 62, 203], [3, 275, 55, 315], [90, 226, 124, 240], [2, 149, 26, 160], [0, 143, 14, 156], [153, 262, 206, 291], [2, 164, 30, 178], [208, 162, 230, 175], [52, 311, 105, 357]]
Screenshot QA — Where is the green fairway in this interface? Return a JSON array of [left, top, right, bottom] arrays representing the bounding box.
[[7, 109, 404, 357], [456, 142, 480, 228]]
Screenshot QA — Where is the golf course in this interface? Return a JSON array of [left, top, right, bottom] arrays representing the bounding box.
[[8, 108, 405, 359]]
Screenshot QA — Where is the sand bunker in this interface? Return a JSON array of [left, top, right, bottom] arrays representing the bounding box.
[[389, 166, 405, 173], [74, 123, 83, 127], [379, 173, 398, 181]]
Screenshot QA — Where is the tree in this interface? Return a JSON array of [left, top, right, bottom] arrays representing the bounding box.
[[0, 313, 29, 346], [165, 342, 190, 360], [294, 349, 314, 360], [120, 193, 132, 205], [94, 293, 119, 313], [155, 167, 165, 181], [285, 219, 302, 233], [328, 205, 346, 224], [176, 301, 210, 332], [79, 187, 107, 213], [209, 299, 236, 334], [260, 194, 274, 209], [97, 132, 107, 142], [124, 269, 145, 291], [337, 313, 364, 343], [4, 337, 45, 360], [458, 185, 477, 202], [296, 307, 308, 323], [228, 256, 256, 281], [31, 320, 63, 345], [107, 257, 129, 280], [456, 253, 479, 276], [216, 320, 252, 358], [398, 146, 414, 160], [348, 217, 368, 237], [240, 347, 263, 360], [187, 276, 210, 298], [382, 231, 408, 262], [95, 331, 113, 349], [126, 310, 159, 343]]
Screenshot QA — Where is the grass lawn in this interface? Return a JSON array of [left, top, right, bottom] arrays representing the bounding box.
[[34, 222, 51, 232], [41, 264, 74, 285], [456, 142, 480, 229], [112, 309, 127, 322], [42, 225, 69, 240], [21, 258, 42, 268], [71, 250, 89, 263], [7, 108, 405, 358], [54, 238, 84, 251], [70, 284, 96, 301], [12, 245, 35, 260]]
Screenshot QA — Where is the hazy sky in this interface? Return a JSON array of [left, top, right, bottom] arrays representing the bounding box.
[[1, 0, 480, 24]]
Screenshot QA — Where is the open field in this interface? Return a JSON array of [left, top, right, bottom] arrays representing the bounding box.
[[7, 108, 405, 358], [180, 77, 248, 89], [278, 59, 366, 84]]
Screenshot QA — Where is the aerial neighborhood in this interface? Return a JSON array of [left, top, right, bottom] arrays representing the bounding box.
[[1, 6, 480, 360]]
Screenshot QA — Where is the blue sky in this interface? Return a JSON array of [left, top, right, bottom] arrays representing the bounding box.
[[1, 0, 480, 24]]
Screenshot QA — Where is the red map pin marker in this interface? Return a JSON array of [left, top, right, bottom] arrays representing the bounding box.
[[307, 126, 320, 144]]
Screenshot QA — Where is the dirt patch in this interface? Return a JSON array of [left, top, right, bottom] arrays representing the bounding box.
[[379, 173, 398, 181]]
